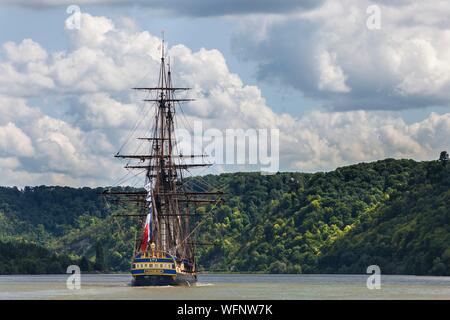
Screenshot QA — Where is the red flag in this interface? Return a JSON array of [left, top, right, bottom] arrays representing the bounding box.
[[140, 213, 151, 252]]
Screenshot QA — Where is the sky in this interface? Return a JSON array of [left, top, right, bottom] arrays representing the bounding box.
[[0, 0, 449, 187]]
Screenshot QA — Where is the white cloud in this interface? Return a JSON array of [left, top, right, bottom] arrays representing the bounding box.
[[0, 56, 54, 97], [0, 95, 41, 125], [232, 0, 450, 110], [0, 122, 34, 157], [76, 93, 140, 129], [0, 39, 52, 97], [318, 51, 351, 93], [0, 94, 121, 186], [0, 157, 21, 169], [286, 111, 450, 171], [0, 11, 448, 187], [3, 39, 48, 63]]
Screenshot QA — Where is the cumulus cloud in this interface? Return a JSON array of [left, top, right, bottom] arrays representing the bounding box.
[[232, 0, 450, 110], [0, 12, 448, 187], [3, 39, 48, 63], [0, 40, 54, 97], [75, 93, 140, 129], [318, 51, 351, 93], [0, 122, 34, 157], [0, 157, 21, 170], [284, 111, 450, 171], [0, 95, 121, 186]]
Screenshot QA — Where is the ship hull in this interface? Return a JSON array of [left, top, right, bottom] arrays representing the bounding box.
[[131, 272, 197, 286]]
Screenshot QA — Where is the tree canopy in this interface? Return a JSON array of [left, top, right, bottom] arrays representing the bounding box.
[[0, 158, 448, 275]]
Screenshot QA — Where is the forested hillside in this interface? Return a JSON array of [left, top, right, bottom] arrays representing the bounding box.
[[0, 241, 75, 274], [0, 158, 448, 275], [317, 160, 450, 275]]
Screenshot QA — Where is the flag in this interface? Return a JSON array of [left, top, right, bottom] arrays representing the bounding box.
[[144, 182, 152, 192], [145, 182, 153, 202], [140, 206, 152, 252]]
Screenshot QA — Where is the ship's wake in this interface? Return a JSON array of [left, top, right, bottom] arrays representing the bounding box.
[[194, 283, 214, 287]]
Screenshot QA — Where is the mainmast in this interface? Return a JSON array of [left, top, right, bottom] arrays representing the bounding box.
[[104, 37, 223, 264]]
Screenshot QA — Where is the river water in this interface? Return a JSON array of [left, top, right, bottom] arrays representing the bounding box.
[[0, 274, 449, 300]]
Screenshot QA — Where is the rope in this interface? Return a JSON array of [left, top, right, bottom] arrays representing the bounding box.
[[174, 197, 223, 251]]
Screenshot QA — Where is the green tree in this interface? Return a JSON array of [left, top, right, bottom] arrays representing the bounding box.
[[94, 242, 105, 271], [79, 256, 90, 272]]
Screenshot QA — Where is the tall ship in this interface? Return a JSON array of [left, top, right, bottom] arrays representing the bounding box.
[[103, 38, 222, 286]]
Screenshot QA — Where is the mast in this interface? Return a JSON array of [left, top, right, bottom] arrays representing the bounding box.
[[104, 36, 223, 264]]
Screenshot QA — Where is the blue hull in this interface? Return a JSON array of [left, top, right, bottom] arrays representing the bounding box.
[[131, 273, 197, 286]]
